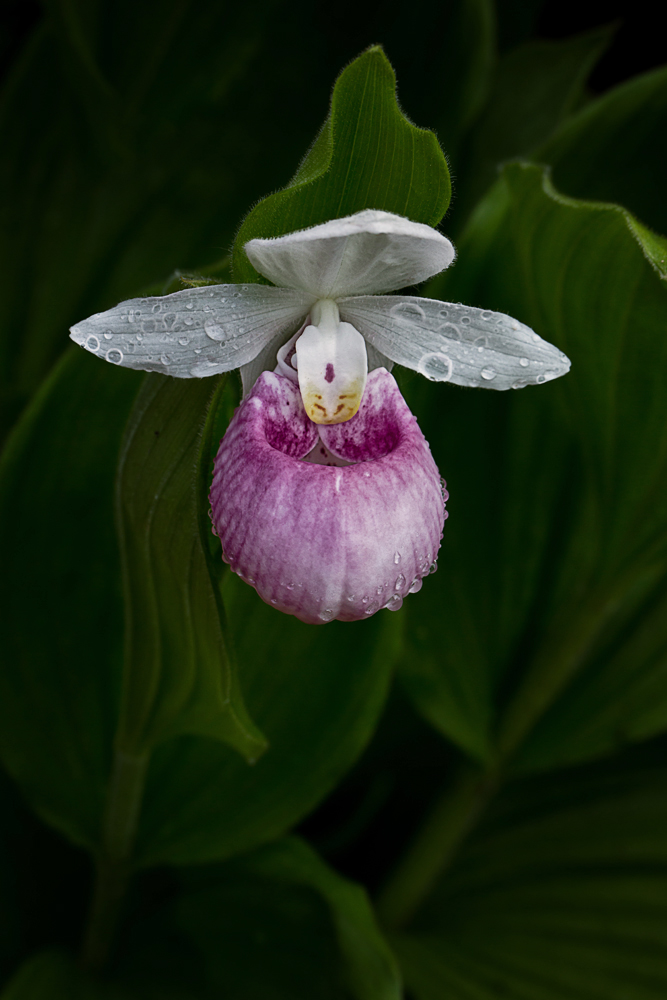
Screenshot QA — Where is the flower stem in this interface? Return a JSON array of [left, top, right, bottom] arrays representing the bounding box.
[[80, 749, 149, 973], [375, 766, 498, 930]]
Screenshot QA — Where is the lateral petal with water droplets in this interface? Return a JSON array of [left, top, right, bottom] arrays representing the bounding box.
[[339, 295, 571, 390], [69, 284, 314, 378]]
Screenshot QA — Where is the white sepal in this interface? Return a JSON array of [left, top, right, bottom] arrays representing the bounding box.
[[69, 284, 314, 379], [339, 295, 571, 390], [295, 299, 368, 424], [244, 210, 455, 300]]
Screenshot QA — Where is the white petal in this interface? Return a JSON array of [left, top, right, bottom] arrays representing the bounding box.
[[244, 210, 455, 299], [295, 299, 368, 424], [69, 284, 314, 378], [339, 295, 571, 390]]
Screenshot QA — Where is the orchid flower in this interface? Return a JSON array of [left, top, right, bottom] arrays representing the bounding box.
[[70, 210, 570, 624]]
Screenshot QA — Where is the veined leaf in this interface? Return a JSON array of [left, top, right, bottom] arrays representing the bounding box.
[[231, 46, 452, 282], [399, 162, 667, 773], [392, 745, 667, 999], [0, 347, 397, 859], [135, 572, 399, 865], [452, 26, 613, 229], [114, 373, 265, 758], [121, 837, 401, 999], [538, 65, 667, 237], [0, 351, 141, 849]]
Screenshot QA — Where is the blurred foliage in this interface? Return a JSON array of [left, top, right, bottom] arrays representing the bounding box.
[[1, 0, 667, 996]]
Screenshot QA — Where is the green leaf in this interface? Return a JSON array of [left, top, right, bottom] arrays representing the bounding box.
[[115, 373, 265, 759], [6, 840, 400, 999], [538, 66, 667, 237], [392, 745, 667, 999], [135, 574, 400, 865], [231, 46, 452, 283], [0, 347, 398, 859], [453, 26, 613, 229], [0, 950, 128, 999], [398, 162, 667, 773], [119, 837, 401, 1000], [0, 350, 141, 849]]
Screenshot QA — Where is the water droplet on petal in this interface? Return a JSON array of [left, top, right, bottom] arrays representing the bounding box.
[[544, 369, 557, 380], [440, 322, 460, 340], [178, 337, 190, 346], [107, 348, 123, 364], [86, 335, 99, 352], [460, 315, 471, 325], [474, 336, 487, 351], [186, 302, 194, 310], [409, 577, 423, 594], [481, 311, 493, 320], [390, 302, 426, 323], [184, 318, 194, 327], [395, 574, 405, 591], [386, 594, 403, 611], [205, 319, 225, 341], [103, 331, 113, 340], [152, 302, 161, 313], [418, 352, 452, 382], [481, 367, 496, 380], [161, 354, 171, 365], [429, 562, 438, 575], [519, 357, 529, 367], [394, 552, 401, 565]]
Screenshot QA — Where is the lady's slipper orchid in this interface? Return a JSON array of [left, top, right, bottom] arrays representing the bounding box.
[[70, 210, 570, 624]]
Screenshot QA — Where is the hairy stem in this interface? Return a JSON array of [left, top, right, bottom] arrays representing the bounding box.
[[376, 766, 498, 930], [80, 749, 149, 973]]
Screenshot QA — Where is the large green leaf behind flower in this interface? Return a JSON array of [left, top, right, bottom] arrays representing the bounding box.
[[231, 46, 452, 282], [539, 65, 667, 237], [393, 742, 667, 999], [399, 162, 667, 773], [2, 838, 400, 1000]]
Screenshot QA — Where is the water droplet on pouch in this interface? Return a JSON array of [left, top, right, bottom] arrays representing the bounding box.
[[107, 348, 123, 364], [205, 319, 225, 341], [418, 352, 452, 382], [481, 367, 496, 380]]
